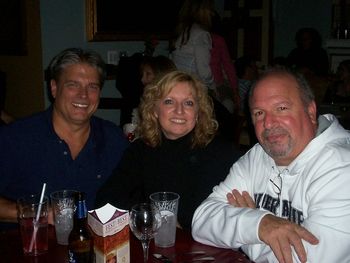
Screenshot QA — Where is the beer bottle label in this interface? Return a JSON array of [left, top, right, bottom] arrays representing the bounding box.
[[68, 249, 77, 263], [68, 249, 92, 263]]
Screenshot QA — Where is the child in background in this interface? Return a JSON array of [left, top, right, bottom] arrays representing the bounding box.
[[140, 56, 177, 86], [129, 55, 177, 128]]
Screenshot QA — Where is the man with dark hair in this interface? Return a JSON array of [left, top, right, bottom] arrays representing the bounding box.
[[287, 27, 329, 76]]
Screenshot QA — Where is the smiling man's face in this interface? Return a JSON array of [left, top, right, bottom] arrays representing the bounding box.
[[250, 73, 317, 165], [51, 63, 101, 127]]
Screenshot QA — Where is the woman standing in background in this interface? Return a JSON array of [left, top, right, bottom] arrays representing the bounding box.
[[172, 0, 238, 142], [172, 0, 216, 92]]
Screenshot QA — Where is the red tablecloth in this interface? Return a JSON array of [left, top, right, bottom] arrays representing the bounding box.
[[0, 225, 254, 263]]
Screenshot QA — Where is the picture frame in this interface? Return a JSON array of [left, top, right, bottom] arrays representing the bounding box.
[[86, 0, 184, 41], [0, 0, 27, 55]]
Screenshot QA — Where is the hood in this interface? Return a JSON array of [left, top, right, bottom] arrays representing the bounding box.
[[255, 114, 349, 177], [286, 114, 349, 174]]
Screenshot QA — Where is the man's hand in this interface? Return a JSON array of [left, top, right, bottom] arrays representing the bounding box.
[[226, 189, 256, 208], [0, 197, 18, 223], [226, 190, 319, 263], [48, 207, 54, 225], [259, 214, 319, 263]]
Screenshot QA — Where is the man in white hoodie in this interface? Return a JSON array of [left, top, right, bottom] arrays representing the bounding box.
[[192, 67, 350, 263]]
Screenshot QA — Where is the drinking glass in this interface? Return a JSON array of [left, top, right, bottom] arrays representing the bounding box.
[[129, 203, 161, 263], [17, 194, 49, 255], [50, 190, 77, 245], [150, 192, 180, 248]]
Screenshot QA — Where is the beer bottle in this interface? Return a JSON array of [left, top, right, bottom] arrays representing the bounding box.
[[68, 192, 94, 263]]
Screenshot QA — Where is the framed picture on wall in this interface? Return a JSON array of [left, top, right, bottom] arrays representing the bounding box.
[[0, 0, 27, 55], [86, 0, 184, 41]]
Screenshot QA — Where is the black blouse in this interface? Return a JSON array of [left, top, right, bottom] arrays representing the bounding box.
[[95, 133, 242, 229]]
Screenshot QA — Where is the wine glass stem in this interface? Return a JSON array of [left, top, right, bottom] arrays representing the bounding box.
[[141, 240, 150, 263]]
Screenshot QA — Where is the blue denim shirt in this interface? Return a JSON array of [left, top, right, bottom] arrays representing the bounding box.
[[0, 106, 129, 211]]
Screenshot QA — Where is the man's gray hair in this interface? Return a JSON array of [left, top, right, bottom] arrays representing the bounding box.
[[48, 48, 106, 87]]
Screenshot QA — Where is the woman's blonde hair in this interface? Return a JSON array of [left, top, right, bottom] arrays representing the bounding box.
[[138, 70, 218, 148]]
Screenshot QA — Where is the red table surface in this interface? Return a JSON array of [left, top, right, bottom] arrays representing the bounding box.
[[0, 225, 254, 263]]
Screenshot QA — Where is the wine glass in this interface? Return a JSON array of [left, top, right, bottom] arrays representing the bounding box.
[[129, 203, 161, 263]]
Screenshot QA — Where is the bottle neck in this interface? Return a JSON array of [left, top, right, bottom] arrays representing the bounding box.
[[73, 217, 88, 230], [73, 200, 89, 233], [75, 200, 87, 220]]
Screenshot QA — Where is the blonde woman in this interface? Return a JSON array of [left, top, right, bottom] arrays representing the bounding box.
[[96, 71, 241, 229]]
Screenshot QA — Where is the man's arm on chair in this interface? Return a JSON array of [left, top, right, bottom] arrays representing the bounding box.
[[0, 196, 17, 223]]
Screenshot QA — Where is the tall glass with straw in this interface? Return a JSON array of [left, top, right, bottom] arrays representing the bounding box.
[[17, 183, 49, 255]]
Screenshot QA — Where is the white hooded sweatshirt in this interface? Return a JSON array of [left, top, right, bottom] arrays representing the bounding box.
[[192, 114, 350, 263]]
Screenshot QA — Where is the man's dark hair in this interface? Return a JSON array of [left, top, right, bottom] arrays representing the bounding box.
[[249, 67, 315, 110]]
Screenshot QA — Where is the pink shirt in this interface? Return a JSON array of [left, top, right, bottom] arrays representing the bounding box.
[[210, 34, 238, 93]]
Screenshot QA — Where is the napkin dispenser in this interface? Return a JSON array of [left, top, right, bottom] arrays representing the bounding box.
[[88, 203, 129, 263]]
